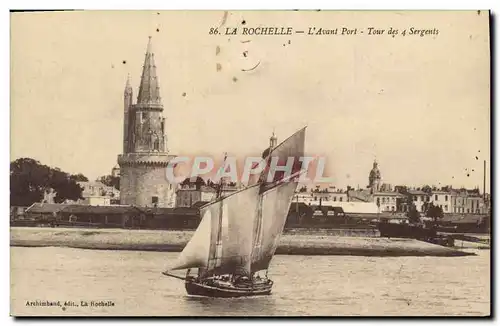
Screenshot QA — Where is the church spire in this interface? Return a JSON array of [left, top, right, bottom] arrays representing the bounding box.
[[124, 73, 133, 95], [269, 130, 278, 149], [136, 36, 162, 108]]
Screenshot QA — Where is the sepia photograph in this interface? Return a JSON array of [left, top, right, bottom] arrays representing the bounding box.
[[9, 9, 491, 317]]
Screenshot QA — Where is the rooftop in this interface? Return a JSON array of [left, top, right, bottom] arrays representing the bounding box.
[[60, 205, 141, 215], [26, 203, 138, 215], [407, 190, 428, 195], [178, 185, 217, 193], [26, 203, 70, 214], [373, 191, 404, 197]]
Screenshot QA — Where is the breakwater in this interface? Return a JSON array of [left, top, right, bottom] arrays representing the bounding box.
[[10, 227, 474, 257]]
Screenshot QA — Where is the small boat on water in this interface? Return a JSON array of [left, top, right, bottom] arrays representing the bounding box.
[[163, 127, 306, 297]]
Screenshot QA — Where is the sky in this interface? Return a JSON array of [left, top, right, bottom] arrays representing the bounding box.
[[10, 10, 491, 192]]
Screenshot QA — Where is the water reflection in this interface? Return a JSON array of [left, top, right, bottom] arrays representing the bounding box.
[[183, 295, 277, 316]]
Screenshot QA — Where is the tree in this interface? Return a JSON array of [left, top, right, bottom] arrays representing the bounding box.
[[422, 201, 430, 213], [421, 185, 432, 194], [180, 176, 205, 190], [403, 193, 419, 220], [440, 185, 451, 192], [469, 188, 480, 195], [394, 185, 408, 194], [407, 202, 421, 224], [97, 175, 120, 190], [10, 158, 84, 206], [426, 203, 444, 222], [70, 173, 89, 182]]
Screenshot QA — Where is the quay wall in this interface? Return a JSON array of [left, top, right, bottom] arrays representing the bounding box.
[[10, 227, 474, 257]]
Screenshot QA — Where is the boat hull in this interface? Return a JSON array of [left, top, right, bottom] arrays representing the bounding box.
[[185, 281, 272, 298]]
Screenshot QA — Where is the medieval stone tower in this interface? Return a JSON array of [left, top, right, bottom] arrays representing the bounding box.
[[117, 37, 177, 208]]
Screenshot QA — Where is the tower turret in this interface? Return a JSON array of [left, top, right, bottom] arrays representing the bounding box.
[[123, 74, 133, 153]]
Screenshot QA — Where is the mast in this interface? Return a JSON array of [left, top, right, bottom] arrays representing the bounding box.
[[483, 159, 486, 202], [216, 152, 228, 199], [212, 152, 227, 275]]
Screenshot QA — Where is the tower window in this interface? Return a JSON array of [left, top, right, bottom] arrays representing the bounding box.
[[142, 112, 148, 120], [152, 196, 158, 205]]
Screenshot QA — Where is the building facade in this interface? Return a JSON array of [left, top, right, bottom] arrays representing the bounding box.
[[372, 191, 403, 212], [175, 183, 240, 208], [430, 190, 452, 213], [309, 191, 348, 203], [43, 182, 120, 206], [77, 181, 120, 206], [176, 185, 217, 208], [407, 190, 431, 212], [117, 37, 177, 208], [450, 189, 488, 214]]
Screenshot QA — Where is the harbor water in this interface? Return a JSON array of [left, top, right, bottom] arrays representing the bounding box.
[[10, 247, 490, 316]]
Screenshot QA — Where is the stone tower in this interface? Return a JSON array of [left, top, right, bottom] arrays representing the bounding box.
[[261, 131, 278, 158], [117, 37, 177, 208], [368, 160, 381, 193]]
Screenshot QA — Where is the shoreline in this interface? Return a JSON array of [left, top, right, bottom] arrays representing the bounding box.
[[10, 227, 476, 257]]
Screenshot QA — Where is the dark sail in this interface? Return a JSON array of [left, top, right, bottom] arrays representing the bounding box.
[[258, 127, 306, 191], [252, 127, 306, 272], [251, 181, 299, 272]]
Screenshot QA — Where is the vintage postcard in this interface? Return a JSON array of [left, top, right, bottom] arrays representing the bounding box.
[[10, 10, 490, 317]]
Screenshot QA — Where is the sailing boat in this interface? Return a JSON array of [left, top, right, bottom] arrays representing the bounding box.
[[163, 127, 306, 297]]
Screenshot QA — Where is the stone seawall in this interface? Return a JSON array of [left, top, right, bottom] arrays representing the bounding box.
[[10, 227, 474, 257]]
